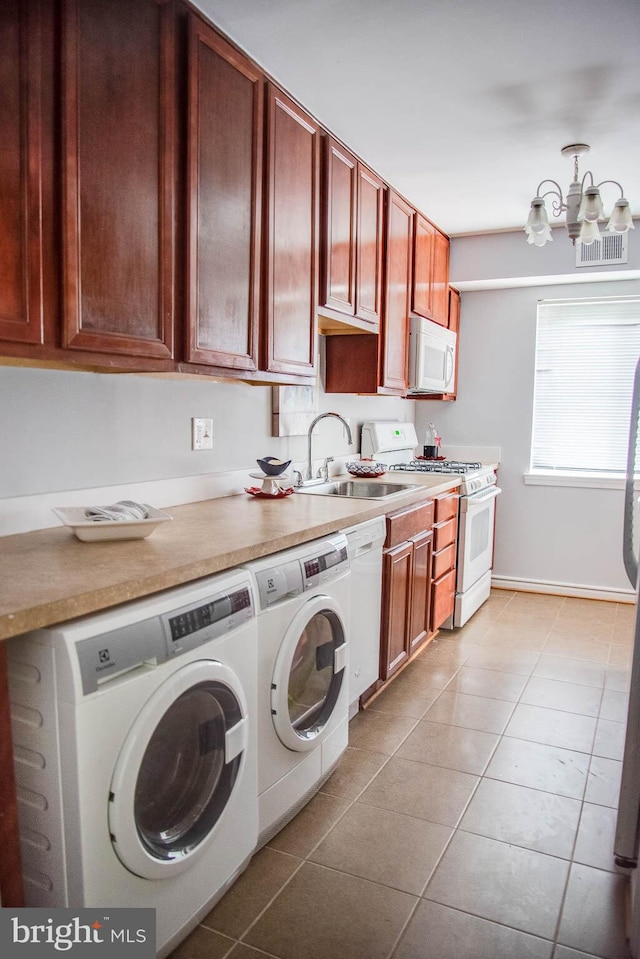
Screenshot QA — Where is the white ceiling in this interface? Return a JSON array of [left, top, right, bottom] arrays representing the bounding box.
[[192, 0, 640, 237]]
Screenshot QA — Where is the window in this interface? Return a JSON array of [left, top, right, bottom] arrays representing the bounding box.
[[528, 295, 640, 486]]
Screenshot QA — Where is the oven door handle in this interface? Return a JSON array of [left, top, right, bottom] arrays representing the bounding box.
[[465, 485, 502, 507]]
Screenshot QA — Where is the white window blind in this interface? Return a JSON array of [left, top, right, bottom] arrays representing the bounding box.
[[531, 296, 640, 474]]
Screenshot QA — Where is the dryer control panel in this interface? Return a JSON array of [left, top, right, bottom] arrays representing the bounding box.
[[253, 535, 349, 609]]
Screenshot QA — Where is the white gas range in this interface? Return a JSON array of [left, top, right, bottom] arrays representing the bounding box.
[[361, 421, 501, 627]]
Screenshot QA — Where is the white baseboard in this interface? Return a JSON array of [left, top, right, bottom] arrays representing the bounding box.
[[491, 575, 636, 605]]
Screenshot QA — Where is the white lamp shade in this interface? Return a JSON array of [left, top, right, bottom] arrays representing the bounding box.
[[577, 186, 604, 222], [578, 219, 601, 245], [607, 198, 635, 233], [525, 199, 549, 235]]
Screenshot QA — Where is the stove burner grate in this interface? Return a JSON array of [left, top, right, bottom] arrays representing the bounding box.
[[389, 460, 483, 475]]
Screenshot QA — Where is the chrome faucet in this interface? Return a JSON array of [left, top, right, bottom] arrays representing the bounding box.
[[306, 413, 353, 481]]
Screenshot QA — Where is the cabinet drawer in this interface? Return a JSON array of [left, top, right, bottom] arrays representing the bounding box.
[[433, 516, 457, 552], [431, 567, 456, 632], [432, 542, 456, 580], [385, 501, 433, 549], [433, 491, 459, 523]]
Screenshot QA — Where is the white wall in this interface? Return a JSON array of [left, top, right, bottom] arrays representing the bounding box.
[[415, 262, 640, 597], [0, 337, 411, 501]]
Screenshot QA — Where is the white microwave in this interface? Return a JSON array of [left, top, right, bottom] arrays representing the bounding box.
[[408, 316, 457, 394]]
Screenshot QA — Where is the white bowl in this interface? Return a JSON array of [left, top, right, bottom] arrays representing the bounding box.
[[53, 506, 173, 542]]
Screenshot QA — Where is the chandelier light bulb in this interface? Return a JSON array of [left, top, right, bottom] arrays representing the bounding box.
[[607, 198, 635, 233], [577, 186, 604, 222], [525, 199, 549, 235], [578, 219, 601, 246]]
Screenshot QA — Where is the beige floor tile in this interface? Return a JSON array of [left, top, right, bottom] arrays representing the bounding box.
[[557, 863, 630, 959], [573, 802, 624, 873], [459, 777, 581, 859], [605, 664, 632, 692], [543, 632, 612, 662], [244, 861, 417, 959], [609, 644, 633, 667], [509, 592, 565, 613], [394, 658, 460, 689], [448, 617, 492, 643], [423, 689, 515, 734], [475, 622, 550, 651], [616, 603, 637, 626], [396, 720, 499, 775], [225, 945, 275, 959], [532, 654, 606, 688], [600, 688, 630, 723], [520, 676, 602, 717], [367, 679, 443, 720], [415, 639, 478, 665], [201, 847, 302, 939], [496, 607, 561, 627], [504, 703, 597, 754], [554, 947, 612, 959], [593, 718, 626, 761], [267, 791, 351, 858], [612, 624, 635, 645], [392, 899, 553, 959], [446, 665, 528, 701], [168, 927, 235, 959], [423, 830, 569, 939], [584, 755, 622, 809], [320, 746, 389, 801], [347, 708, 417, 754], [485, 737, 590, 800], [464, 645, 539, 676], [558, 597, 619, 624], [358, 755, 479, 827], [309, 802, 452, 894]]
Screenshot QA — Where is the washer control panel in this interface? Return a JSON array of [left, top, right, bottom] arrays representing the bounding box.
[[254, 534, 349, 609]]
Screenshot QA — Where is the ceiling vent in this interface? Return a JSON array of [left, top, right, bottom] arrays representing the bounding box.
[[575, 232, 628, 268]]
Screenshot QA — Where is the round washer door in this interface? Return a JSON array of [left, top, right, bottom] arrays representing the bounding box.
[[109, 659, 249, 879], [271, 594, 348, 752]]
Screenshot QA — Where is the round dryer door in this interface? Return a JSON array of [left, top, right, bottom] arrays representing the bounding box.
[[109, 660, 249, 879], [271, 594, 348, 752]]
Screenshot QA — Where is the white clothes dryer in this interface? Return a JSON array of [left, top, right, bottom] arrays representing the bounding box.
[[244, 533, 350, 846], [7, 569, 258, 958]]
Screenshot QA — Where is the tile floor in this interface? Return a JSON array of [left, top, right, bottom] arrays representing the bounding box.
[[171, 590, 636, 959]]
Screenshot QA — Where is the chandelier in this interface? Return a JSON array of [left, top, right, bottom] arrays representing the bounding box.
[[524, 144, 634, 247]]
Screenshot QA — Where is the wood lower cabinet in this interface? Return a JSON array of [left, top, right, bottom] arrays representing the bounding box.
[[262, 83, 319, 379], [380, 501, 434, 681], [185, 14, 263, 373], [62, 0, 176, 361], [430, 490, 459, 632]]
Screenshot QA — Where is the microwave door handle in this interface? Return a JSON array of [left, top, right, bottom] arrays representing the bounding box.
[[444, 345, 454, 390]]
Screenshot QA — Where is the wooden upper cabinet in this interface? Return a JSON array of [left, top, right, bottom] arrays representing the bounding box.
[[186, 15, 262, 372], [263, 84, 319, 379], [62, 0, 175, 360], [321, 138, 357, 317], [412, 212, 450, 327], [320, 138, 383, 329], [0, 0, 50, 347], [380, 189, 413, 394]]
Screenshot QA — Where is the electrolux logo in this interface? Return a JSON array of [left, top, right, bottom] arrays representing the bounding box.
[[0, 908, 155, 957]]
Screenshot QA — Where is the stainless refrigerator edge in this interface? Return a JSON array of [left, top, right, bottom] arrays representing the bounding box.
[[616, 355, 640, 956]]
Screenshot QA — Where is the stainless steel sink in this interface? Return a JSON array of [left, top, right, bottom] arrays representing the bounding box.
[[295, 480, 420, 499]]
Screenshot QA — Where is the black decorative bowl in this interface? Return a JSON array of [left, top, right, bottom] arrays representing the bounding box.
[[257, 456, 291, 476]]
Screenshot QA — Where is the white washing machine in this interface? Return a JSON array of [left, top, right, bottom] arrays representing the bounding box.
[[6, 569, 258, 958], [244, 533, 351, 845]]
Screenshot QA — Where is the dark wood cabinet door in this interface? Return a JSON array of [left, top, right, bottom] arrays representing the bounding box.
[[0, 0, 50, 347], [321, 137, 357, 316], [355, 163, 383, 327], [62, 0, 175, 359], [409, 529, 433, 653], [380, 540, 413, 680], [412, 212, 435, 321], [263, 84, 319, 378], [380, 190, 413, 394], [430, 228, 451, 327], [186, 15, 262, 371]]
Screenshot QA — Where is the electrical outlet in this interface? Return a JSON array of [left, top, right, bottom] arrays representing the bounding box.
[[191, 418, 213, 451]]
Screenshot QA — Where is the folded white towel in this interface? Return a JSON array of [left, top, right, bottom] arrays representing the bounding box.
[[84, 501, 151, 522]]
